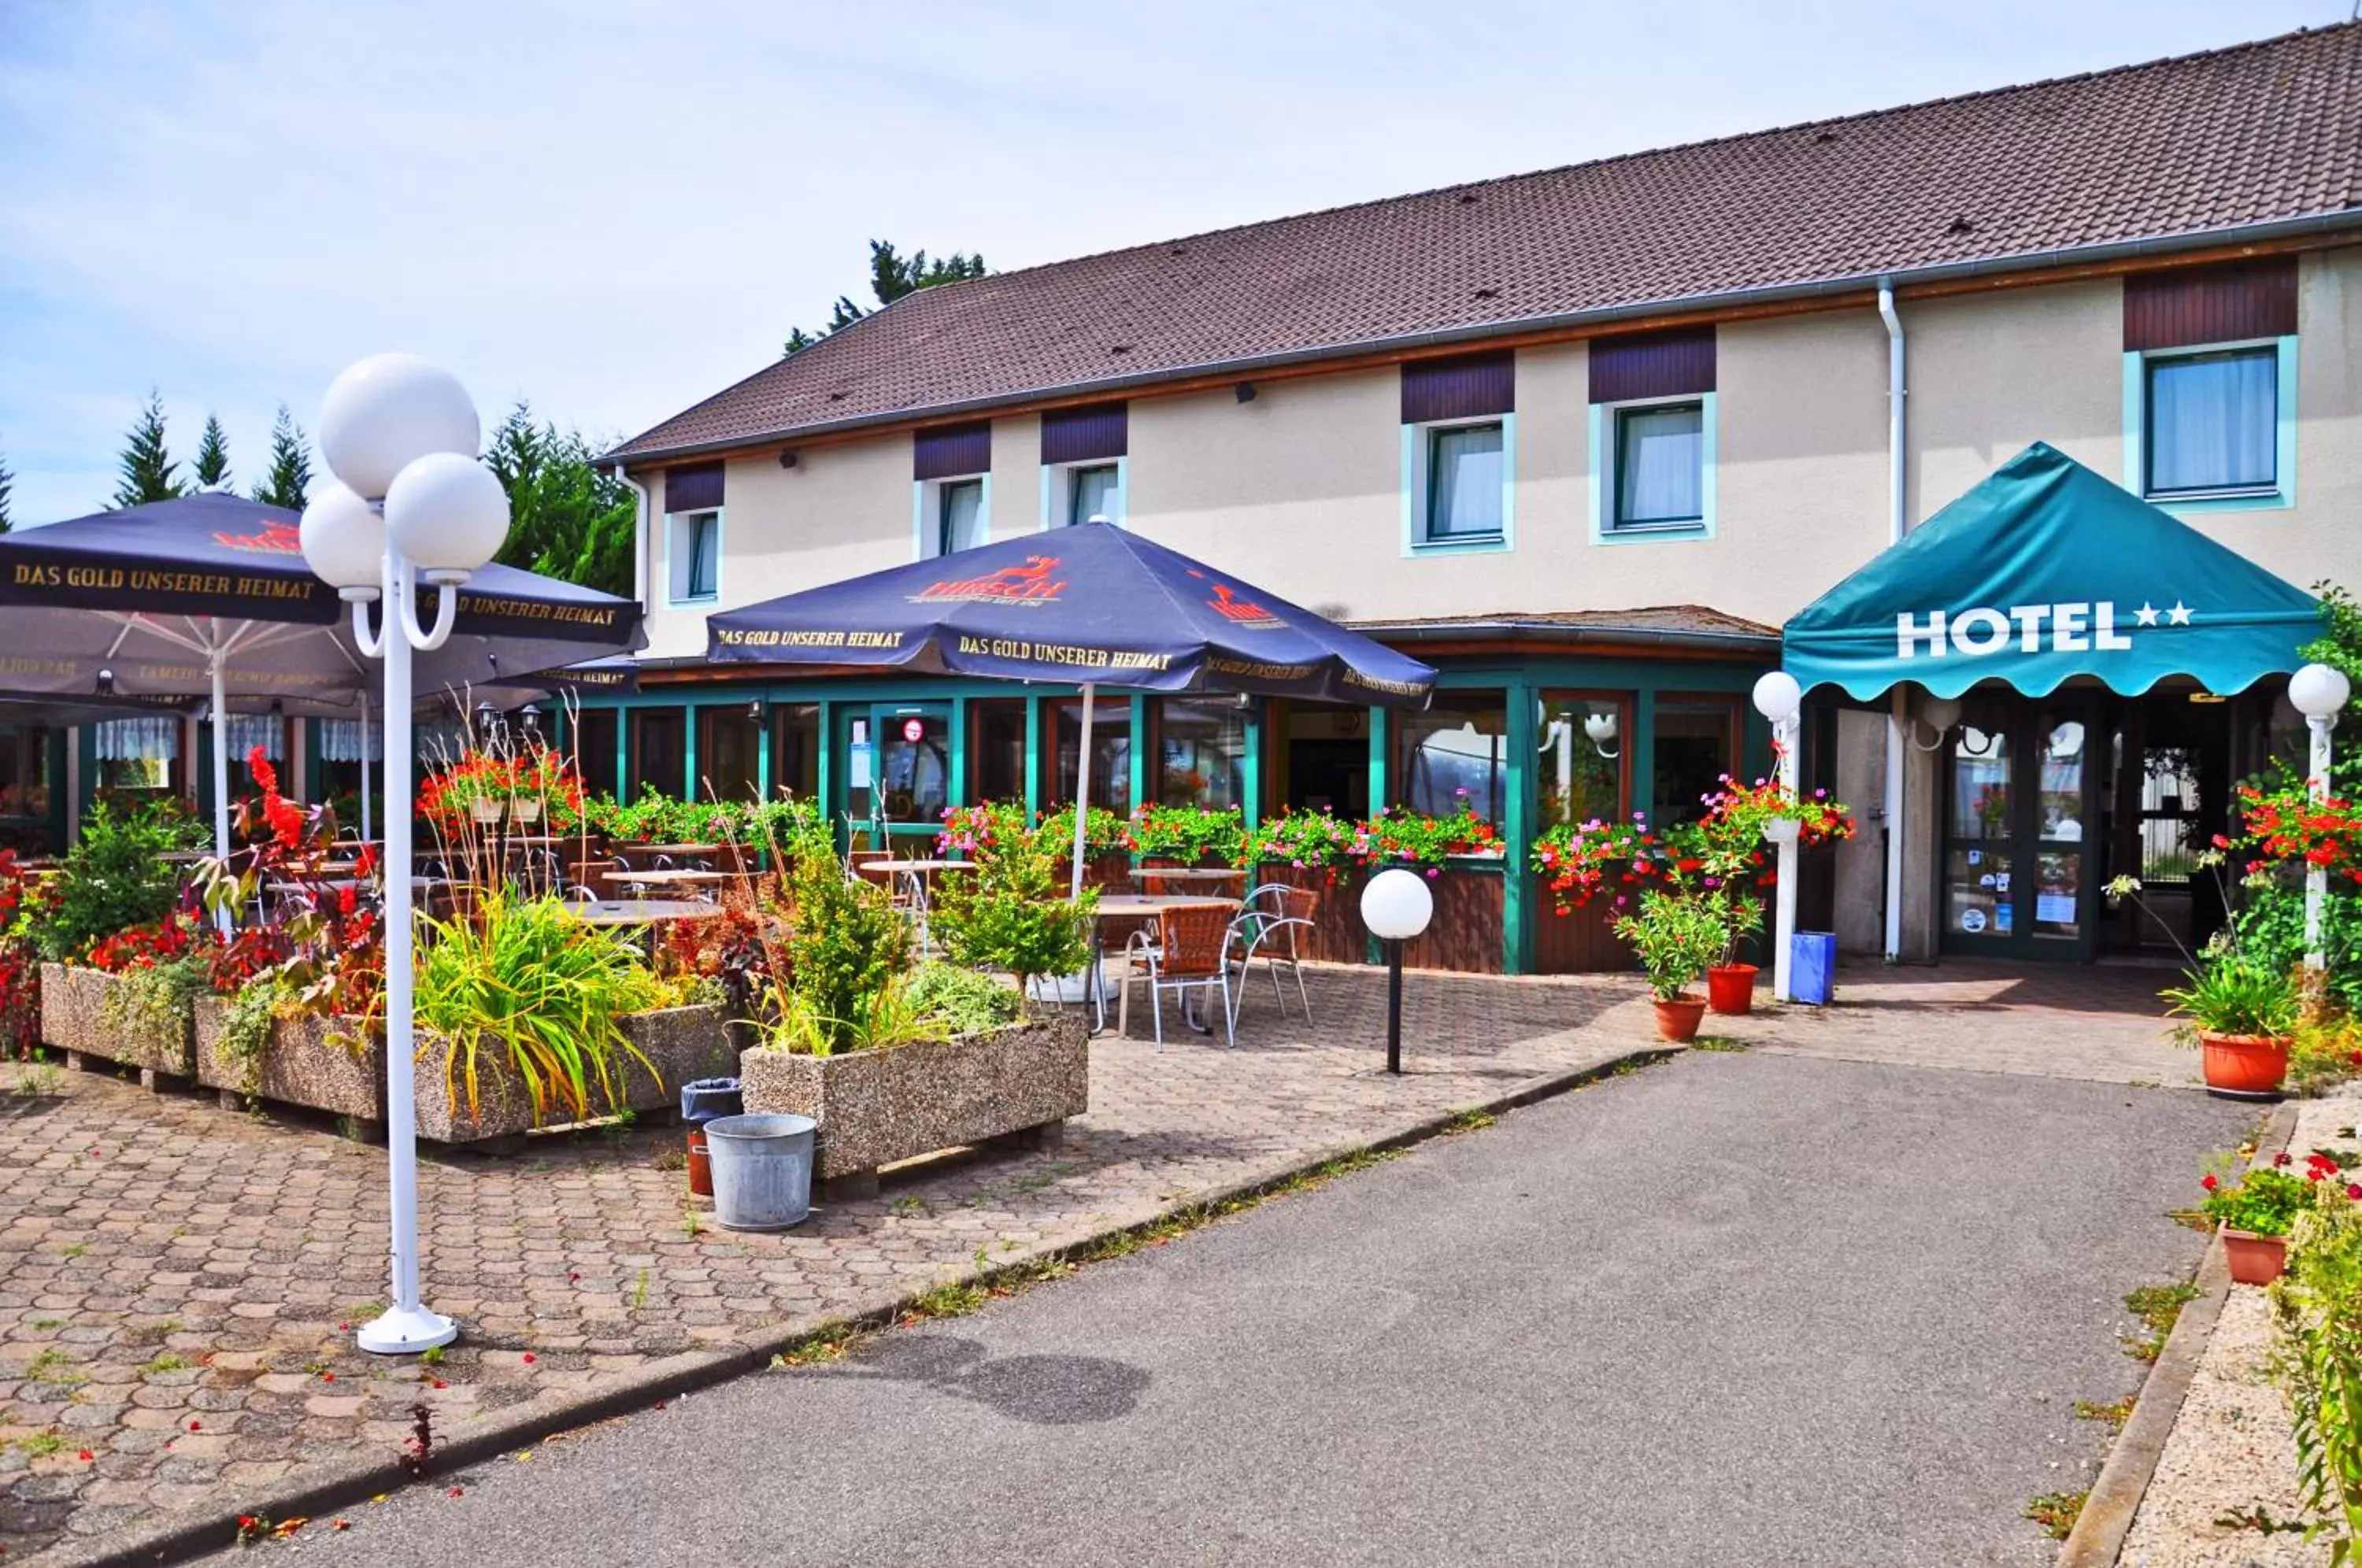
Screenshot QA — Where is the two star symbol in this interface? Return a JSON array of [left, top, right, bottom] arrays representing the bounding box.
[[2133, 601, 2193, 627]]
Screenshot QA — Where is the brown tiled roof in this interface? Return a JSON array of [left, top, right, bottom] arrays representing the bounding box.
[[615, 24, 2362, 462]]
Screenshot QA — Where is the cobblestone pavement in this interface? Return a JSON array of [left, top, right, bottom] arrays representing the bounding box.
[[1714, 956, 2194, 1086], [0, 966, 1656, 1562]]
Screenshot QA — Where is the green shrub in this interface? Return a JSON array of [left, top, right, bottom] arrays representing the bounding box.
[[932, 822, 1093, 995], [415, 893, 659, 1124], [2271, 1183, 2362, 1557], [39, 801, 186, 962], [781, 845, 912, 1055], [2199, 1160, 2314, 1237], [2164, 954, 2301, 1042], [903, 963, 1022, 1035], [1610, 888, 1726, 1000]]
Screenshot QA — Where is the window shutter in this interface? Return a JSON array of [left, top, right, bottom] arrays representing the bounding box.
[[1040, 403, 1128, 464], [1400, 352, 1515, 423], [913, 421, 993, 481], [1588, 327, 1716, 404], [2124, 257, 2297, 350], [664, 462, 724, 513]]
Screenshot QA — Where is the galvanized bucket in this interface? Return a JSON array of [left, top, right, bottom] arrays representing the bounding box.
[[702, 1112, 818, 1232]]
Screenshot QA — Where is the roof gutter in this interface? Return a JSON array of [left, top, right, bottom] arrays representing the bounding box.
[[610, 207, 2362, 465]]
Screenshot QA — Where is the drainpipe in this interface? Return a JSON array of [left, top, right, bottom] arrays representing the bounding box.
[[1879, 282, 1908, 963], [614, 464, 651, 610]]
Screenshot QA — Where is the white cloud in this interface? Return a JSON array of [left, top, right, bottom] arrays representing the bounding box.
[[0, 0, 2337, 523]]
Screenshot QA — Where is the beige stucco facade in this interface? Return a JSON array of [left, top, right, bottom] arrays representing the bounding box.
[[642, 245, 2362, 658]]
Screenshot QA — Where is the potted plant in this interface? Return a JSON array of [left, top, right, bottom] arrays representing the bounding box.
[[2164, 951, 2301, 1096], [1611, 887, 1726, 1042], [2197, 1154, 2321, 1284], [1703, 889, 1765, 1015], [1124, 803, 1246, 868]]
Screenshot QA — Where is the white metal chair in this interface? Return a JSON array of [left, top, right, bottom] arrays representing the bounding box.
[[1232, 883, 1319, 1021]]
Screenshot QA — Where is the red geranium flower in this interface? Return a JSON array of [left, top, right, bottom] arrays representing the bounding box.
[[2201, 1174, 2218, 1190]]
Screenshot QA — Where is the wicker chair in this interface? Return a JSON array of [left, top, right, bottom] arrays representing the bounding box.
[[1122, 904, 1236, 1049], [1234, 883, 1318, 1021]]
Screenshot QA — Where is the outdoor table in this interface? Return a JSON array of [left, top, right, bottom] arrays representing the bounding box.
[[564, 898, 727, 926], [161, 850, 210, 865], [607, 868, 731, 890], [266, 875, 433, 897], [1084, 895, 1242, 1036], [622, 842, 725, 860]]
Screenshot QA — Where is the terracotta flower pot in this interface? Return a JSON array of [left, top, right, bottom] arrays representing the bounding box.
[[2199, 1031, 2290, 1096], [1653, 994, 1709, 1044], [2222, 1226, 2288, 1286], [1706, 963, 1759, 1015]]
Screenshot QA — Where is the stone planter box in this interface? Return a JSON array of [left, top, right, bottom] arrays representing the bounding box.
[[39, 963, 196, 1082], [194, 1002, 383, 1121], [191, 1000, 732, 1146], [738, 1011, 1090, 1199]]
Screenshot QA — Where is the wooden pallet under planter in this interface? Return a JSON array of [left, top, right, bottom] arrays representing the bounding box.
[[39, 963, 198, 1085], [189, 1000, 734, 1146], [737, 1011, 1090, 1200]]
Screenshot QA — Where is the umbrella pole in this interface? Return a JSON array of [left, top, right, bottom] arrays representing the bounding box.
[[1070, 682, 1094, 903], [209, 653, 232, 933]]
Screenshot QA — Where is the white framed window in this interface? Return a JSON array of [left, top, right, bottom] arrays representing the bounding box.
[[2127, 337, 2295, 512], [913, 475, 990, 559], [1590, 393, 1717, 544], [666, 509, 721, 604], [1399, 415, 1513, 555], [1038, 457, 1127, 529]]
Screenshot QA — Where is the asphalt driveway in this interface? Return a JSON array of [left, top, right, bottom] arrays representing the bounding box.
[[233, 1049, 2248, 1568]]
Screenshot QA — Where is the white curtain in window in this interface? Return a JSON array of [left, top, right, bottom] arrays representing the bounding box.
[[318, 718, 379, 764], [414, 719, 469, 770], [1617, 405, 1704, 524], [938, 479, 986, 554], [225, 714, 283, 761], [686, 514, 720, 598], [95, 716, 179, 762], [1068, 464, 1119, 526], [2149, 349, 2275, 493], [1427, 424, 1504, 538]]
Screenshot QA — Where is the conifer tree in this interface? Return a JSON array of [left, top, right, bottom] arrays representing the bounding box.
[[251, 405, 314, 511], [191, 413, 231, 490], [112, 391, 185, 508]]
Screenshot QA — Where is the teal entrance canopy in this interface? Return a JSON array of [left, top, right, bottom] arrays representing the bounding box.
[[1783, 442, 2320, 700]]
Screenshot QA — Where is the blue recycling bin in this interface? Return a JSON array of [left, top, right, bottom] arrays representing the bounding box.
[[1790, 932, 1836, 1007]]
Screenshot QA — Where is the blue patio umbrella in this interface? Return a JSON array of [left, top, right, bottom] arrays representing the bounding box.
[[706, 522, 1435, 893], [0, 492, 644, 857]]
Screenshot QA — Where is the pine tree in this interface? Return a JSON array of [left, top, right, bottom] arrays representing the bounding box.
[[784, 239, 987, 356], [0, 442, 12, 534], [112, 391, 185, 509], [251, 405, 313, 511], [191, 413, 231, 490]]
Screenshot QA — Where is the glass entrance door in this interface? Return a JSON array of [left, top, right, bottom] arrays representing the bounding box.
[[841, 703, 950, 850], [1942, 699, 2096, 958]]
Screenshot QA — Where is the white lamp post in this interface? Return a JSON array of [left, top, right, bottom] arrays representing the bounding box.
[[2290, 661, 2351, 974], [1752, 670, 1805, 1003], [301, 354, 509, 1356], [1361, 867, 1434, 1074]]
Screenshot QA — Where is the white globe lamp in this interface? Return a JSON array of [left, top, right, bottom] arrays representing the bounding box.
[[1751, 669, 1802, 727], [2290, 663, 2350, 720], [1919, 694, 1962, 734], [298, 483, 387, 601], [384, 452, 511, 583], [1361, 867, 1435, 1075], [318, 353, 480, 501]]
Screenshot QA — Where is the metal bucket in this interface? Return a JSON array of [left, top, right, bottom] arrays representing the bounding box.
[[702, 1113, 817, 1232]]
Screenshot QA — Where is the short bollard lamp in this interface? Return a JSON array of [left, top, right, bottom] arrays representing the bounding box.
[[300, 354, 512, 1357], [1361, 867, 1434, 1075], [2290, 660, 2353, 973]]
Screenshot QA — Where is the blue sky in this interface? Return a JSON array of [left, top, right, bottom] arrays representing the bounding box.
[[0, 0, 2345, 524]]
